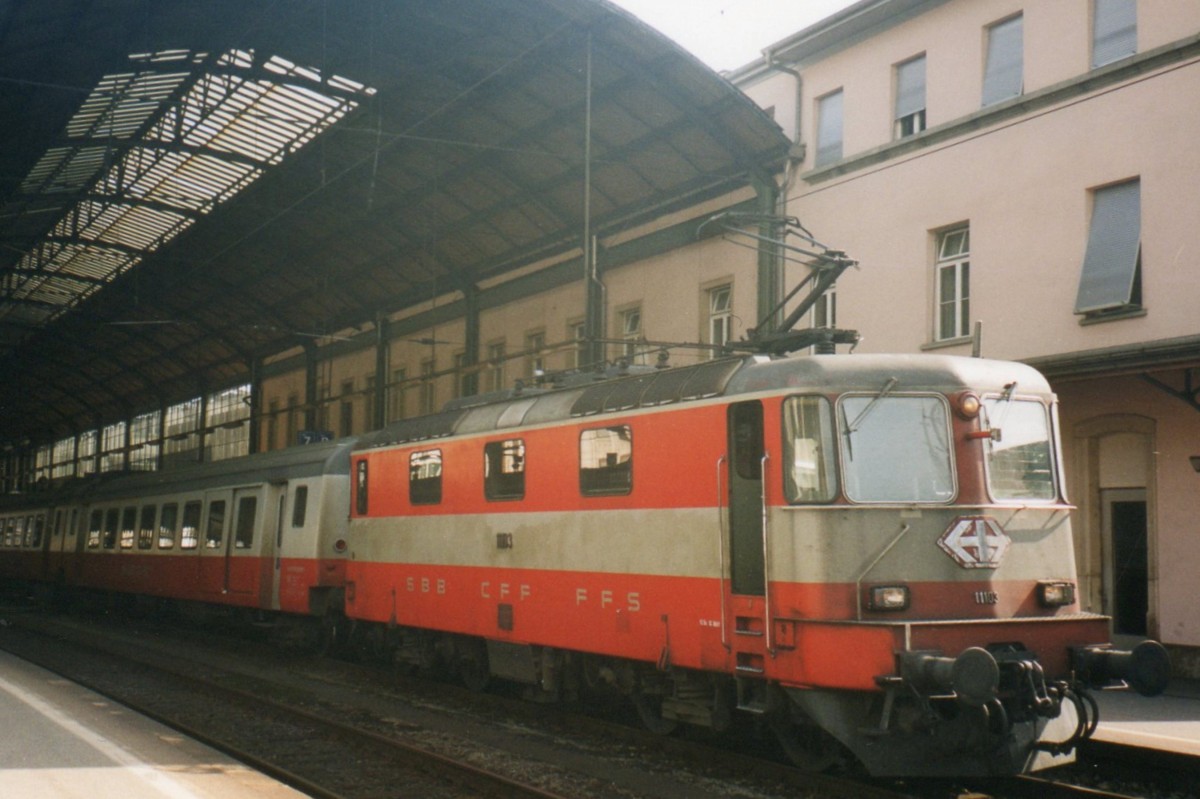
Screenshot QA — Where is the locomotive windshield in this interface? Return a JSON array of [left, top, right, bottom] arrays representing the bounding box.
[[981, 398, 1056, 500], [839, 395, 954, 503]]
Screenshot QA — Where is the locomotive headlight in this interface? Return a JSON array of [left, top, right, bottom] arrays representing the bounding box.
[[868, 584, 910, 611], [1037, 580, 1076, 607], [954, 391, 982, 419]]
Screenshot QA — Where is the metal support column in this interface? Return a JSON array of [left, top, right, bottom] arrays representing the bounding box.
[[374, 314, 390, 429], [462, 285, 480, 397], [753, 176, 782, 335]]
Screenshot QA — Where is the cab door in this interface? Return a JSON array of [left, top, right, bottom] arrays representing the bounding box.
[[725, 400, 770, 676]]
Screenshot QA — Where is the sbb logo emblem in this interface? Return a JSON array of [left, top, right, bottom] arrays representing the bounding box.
[[938, 516, 1010, 569]]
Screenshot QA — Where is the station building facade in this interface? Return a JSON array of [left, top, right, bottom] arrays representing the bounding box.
[[730, 0, 1200, 669]]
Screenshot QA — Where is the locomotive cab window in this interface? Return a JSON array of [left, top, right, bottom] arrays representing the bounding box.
[[783, 397, 838, 503], [580, 426, 632, 496], [981, 397, 1056, 501], [410, 449, 443, 505], [484, 439, 525, 501], [839, 393, 954, 503]]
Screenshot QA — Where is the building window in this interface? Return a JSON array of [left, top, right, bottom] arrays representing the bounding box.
[[580, 426, 633, 496], [525, 330, 546, 379], [409, 449, 443, 505], [569, 320, 586, 370], [982, 15, 1023, 106], [484, 439, 525, 501], [620, 307, 643, 364], [486, 340, 506, 392], [364, 374, 376, 431], [1093, 0, 1136, 68], [707, 285, 732, 358], [340, 379, 354, 437], [388, 367, 407, 422], [815, 89, 843, 167], [1075, 179, 1141, 318], [935, 226, 970, 341], [894, 55, 926, 139], [419, 359, 436, 414]]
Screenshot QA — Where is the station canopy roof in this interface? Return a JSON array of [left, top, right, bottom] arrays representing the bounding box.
[[0, 0, 790, 448]]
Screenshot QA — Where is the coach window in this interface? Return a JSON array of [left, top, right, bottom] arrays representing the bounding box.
[[18, 517, 30, 547], [292, 485, 309, 527], [87, 510, 103, 548], [138, 505, 157, 550], [120, 507, 137, 549], [484, 439, 525, 501], [580, 426, 632, 496], [159, 503, 178, 549], [102, 508, 120, 549], [235, 497, 257, 549], [355, 460, 368, 515], [410, 449, 443, 505], [181, 501, 201, 549], [205, 500, 226, 549], [32, 514, 45, 548], [782, 397, 838, 503]]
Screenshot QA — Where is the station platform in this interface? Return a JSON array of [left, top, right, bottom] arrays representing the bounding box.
[[1092, 678, 1200, 756], [0, 649, 305, 799]]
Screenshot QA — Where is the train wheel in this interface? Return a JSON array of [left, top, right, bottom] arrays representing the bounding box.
[[770, 716, 842, 772], [633, 689, 679, 735], [458, 638, 491, 692]]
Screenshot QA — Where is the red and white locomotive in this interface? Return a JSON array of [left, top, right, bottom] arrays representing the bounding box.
[[0, 352, 1169, 777]]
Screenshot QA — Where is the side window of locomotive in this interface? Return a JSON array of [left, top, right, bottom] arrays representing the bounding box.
[[484, 439, 525, 501], [159, 503, 178, 549], [138, 505, 157, 550], [731, 402, 764, 480], [981, 398, 1056, 501], [234, 496, 257, 549], [181, 501, 201, 550], [87, 510, 103, 548], [355, 460, 368, 515], [205, 500, 226, 549], [410, 449, 443, 505], [580, 426, 632, 496], [839, 395, 954, 503], [292, 485, 309, 527], [782, 397, 838, 503], [103, 508, 120, 549]]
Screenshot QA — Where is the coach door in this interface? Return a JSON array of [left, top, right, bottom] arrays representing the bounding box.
[[225, 488, 262, 596]]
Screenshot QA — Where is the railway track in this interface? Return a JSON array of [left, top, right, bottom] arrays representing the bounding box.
[[0, 605, 1183, 799]]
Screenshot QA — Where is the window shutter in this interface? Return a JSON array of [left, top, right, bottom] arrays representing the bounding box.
[[1093, 0, 1136, 68], [982, 16, 1023, 106], [1074, 180, 1141, 313], [894, 56, 925, 119]]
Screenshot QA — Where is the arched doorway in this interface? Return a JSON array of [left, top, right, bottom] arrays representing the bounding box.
[[1071, 415, 1157, 642]]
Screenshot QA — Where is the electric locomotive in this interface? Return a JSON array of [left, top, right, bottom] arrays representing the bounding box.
[[344, 351, 1170, 777]]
